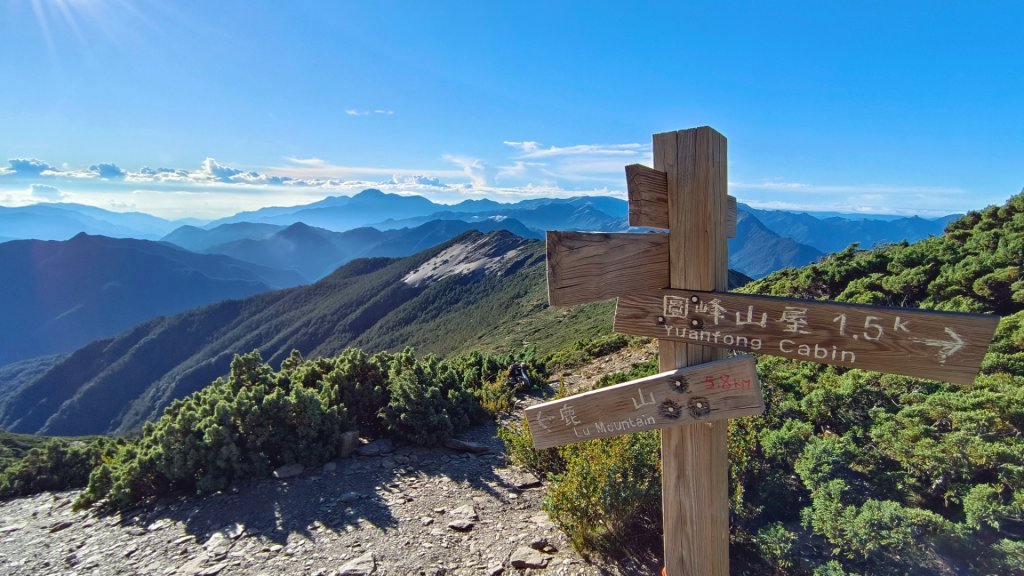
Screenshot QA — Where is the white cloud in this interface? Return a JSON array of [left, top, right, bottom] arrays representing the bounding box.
[[345, 109, 394, 116], [89, 163, 126, 179], [729, 180, 973, 217], [496, 140, 651, 186], [504, 141, 647, 160], [730, 180, 967, 196], [5, 158, 57, 176], [271, 157, 466, 183], [442, 154, 487, 188], [0, 144, 982, 220], [384, 175, 449, 188], [30, 183, 64, 200], [496, 160, 546, 180]]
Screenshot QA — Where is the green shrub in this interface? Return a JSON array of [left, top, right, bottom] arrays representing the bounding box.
[[595, 356, 659, 388], [541, 432, 660, 553], [75, 346, 541, 510], [0, 437, 119, 499], [76, 350, 352, 509], [380, 351, 485, 445], [316, 348, 391, 434], [476, 377, 515, 415], [755, 522, 797, 572], [543, 333, 637, 371], [497, 419, 564, 477]]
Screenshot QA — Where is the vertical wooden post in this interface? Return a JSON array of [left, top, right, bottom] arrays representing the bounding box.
[[656, 127, 730, 575]]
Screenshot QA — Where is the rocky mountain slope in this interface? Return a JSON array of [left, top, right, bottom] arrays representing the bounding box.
[[0, 428, 630, 575]]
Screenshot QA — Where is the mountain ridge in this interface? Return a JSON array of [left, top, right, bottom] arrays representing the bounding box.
[[0, 234, 304, 365], [0, 229, 749, 435]]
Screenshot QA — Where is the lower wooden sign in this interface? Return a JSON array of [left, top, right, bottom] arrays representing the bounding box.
[[614, 289, 1000, 385], [525, 355, 763, 450]]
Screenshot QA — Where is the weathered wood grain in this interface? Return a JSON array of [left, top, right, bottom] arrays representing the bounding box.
[[726, 195, 737, 238], [656, 126, 731, 576], [546, 230, 668, 306], [615, 288, 999, 385], [626, 163, 669, 228], [525, 356, 762, 450], [626, 162, 737, 239]]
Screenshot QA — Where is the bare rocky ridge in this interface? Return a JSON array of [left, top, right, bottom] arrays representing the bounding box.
[[402, 233, 525, 287], [0, 345, 660, 576]]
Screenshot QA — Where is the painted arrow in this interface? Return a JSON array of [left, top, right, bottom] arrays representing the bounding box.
[[911, 327, 964, 363]]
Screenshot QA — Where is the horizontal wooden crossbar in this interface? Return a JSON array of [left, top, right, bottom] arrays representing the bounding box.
[[614, 288, 999, 385], [546, 230, 668, 306], [525, 355, 763, 449]]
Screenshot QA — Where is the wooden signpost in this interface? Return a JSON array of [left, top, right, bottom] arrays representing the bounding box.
[[527, 126, 1001, 575]]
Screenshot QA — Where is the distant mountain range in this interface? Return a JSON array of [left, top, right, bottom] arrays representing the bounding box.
[[205, 189, 629, 235], [163, 217, 542, 282], [3, 190, 957, 281], [0, 203, 196, 241], [741, 204, 958, 254], [0, 234, 304, 365], [0, 231, 750, 435], [0, 188, 959, 386], [728, 212, 825, 278]]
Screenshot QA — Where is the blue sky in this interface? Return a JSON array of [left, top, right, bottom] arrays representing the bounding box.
[[1, 0, 1021, 220]]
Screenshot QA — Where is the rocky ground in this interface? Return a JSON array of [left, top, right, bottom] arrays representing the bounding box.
[[0, 345, 660, 576]]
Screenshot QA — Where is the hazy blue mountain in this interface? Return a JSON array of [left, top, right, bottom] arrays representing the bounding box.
[[206, 189, 434, 230], [202, 218, 541, 282], [208, 222, 376, 281], [728, 212, 824, 278], [207, 189, 629, 233], [0, 355, 65, 398], [742, 204, 953, 254], [162, 222, 284, 252], [0, 230, 750, 436], [360, 218, 542, 258], [371, 198, 628, 233], [0, 234, 304, 365], [266, 189, 439, 230], [205, 194, 355, 227], [447, 198, 505, 213], [0, 203, 191, 240]]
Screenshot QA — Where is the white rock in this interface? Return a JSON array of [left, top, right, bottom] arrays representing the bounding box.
[[450, 504, 479, 521], [273, 463, 304, 479], [510, 546, 550, 569], [337, 551, 376, 575]]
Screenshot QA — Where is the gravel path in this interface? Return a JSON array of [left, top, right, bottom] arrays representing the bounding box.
[[0, 345, 660, 576]]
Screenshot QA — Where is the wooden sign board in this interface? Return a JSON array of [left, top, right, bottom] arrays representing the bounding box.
[[615, 289, 999, 385], [546, 231, 668, 307], [526, 355, 762, 450]]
